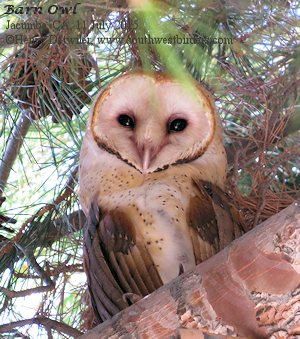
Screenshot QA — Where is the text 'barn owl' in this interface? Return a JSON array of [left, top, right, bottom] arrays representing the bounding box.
[[79, 71, 242, 325]]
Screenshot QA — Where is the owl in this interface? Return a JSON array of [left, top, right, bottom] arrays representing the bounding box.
[[79, 71, 242, 325]]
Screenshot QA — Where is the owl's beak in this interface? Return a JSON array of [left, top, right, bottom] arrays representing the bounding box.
[[136, 143, 156, 173], [142, 147, 151, 173]]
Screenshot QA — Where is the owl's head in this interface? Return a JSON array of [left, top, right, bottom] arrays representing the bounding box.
[[89, 72, 220, 174]]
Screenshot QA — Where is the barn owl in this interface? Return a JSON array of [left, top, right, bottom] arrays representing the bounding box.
[[79, 71, 242, 325]]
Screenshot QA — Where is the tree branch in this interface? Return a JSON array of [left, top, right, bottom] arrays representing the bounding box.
[[0, 168, 79, 258], [176, 328, 247, 339], [0, 316, 83, 337], [80, 201, 300, 338], [284, 108, 300, 136], [0, 109, 32, 196], [224, 113, 300, 166], [0, 285, 54, 299], [16, 245, 55, 287]]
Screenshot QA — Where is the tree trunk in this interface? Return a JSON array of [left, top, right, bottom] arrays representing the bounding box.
[[79, 200, 300, 339]]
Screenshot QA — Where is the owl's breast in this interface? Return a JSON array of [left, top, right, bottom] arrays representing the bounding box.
[[135, 178, 196, 283], [81, 149, 198, 283]]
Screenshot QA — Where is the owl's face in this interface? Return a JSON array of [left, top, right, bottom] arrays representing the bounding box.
[[90, 72, 217, 174]]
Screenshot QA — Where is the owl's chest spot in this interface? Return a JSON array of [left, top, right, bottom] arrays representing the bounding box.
[[98, 168, 142, 205]]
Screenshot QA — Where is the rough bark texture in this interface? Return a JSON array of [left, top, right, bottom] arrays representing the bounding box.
[[0, 109, 32, 196], [79, 201, 300, 339]]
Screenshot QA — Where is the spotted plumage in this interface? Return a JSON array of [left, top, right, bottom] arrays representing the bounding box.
[[79, 71, 243, 325]]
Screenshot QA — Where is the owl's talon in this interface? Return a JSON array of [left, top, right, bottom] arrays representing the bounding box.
[[122, 292, 142, 304], [178, 263, 184, 276]]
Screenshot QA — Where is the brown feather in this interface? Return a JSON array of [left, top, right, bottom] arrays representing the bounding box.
[[191, 180, 243, 254], [84, 204, 164, 323]]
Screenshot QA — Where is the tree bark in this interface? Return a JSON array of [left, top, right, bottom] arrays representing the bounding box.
[[79, 201, 300, 339], [0, 109, 32, 196]]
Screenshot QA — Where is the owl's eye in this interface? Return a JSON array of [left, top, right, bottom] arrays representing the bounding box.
[[168, 118, 188, 132], [118, 114, 135, 128]]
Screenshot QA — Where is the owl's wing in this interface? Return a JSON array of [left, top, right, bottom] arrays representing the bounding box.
[[83, 202, 163, 324], [187, 180, 243, 265]]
